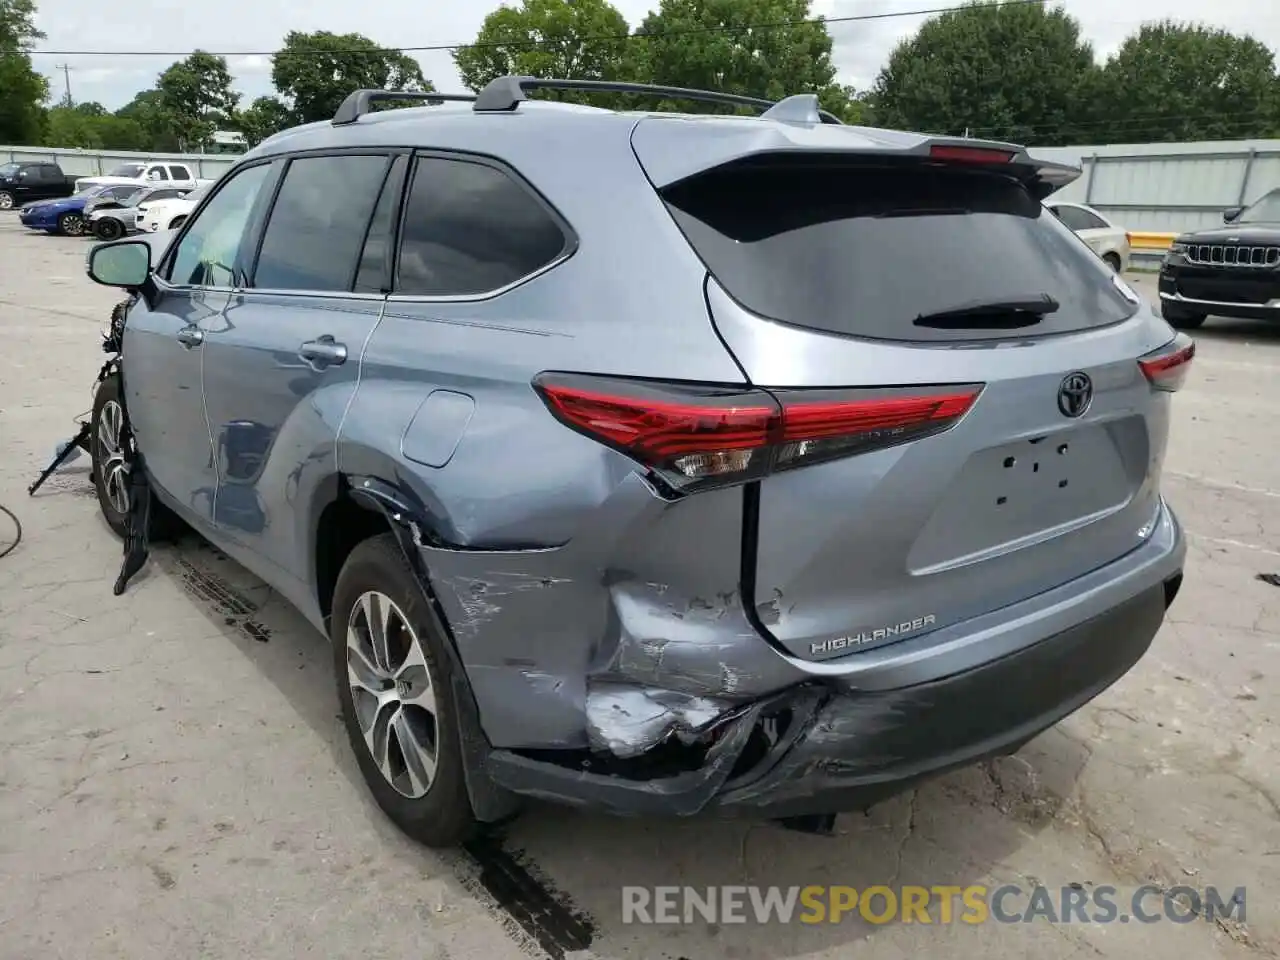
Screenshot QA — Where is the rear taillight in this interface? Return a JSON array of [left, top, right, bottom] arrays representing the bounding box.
[[533, 374, 982, 492], [1139, 334, 1195, 392], [928, 144, 1016, 164]]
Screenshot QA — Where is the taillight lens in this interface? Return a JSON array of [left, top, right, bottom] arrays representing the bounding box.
[[533, 374, 982, 492], [1139, 334, 1195, 392]]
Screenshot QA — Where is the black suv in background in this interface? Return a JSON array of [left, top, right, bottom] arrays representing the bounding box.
[[0, 161, 76, 210], [1160, 188, 1280, 329]]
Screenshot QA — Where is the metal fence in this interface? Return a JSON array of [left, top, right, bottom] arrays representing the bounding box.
[[1033, 139, 1280, 235], [0, 145, 237, 180]]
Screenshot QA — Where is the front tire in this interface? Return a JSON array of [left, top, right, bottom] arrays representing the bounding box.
[[91, 374, 181, 540], [331, 534, 477, 847], [169, 215, 187, 230], [57, 211, 84, 236], [1102, 252, 1122, 272], [0, 191, 14, 210]]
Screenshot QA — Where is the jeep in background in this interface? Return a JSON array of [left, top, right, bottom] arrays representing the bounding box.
[[1160, 188, 1280, 329], [0, 161, 77, 209]]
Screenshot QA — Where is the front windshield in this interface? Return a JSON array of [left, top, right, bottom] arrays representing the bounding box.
[[107, 163, 146, 178], [77, 185, 109, 198], [1240, 191, 1280, 223], [0, 163, 18, 177], [184, 185, 209, 203]]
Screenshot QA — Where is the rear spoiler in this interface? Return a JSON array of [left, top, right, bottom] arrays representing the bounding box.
[[630, 121, 1083, 199]]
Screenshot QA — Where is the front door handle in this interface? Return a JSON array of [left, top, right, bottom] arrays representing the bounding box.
[[176, 326, 204, 348], [298, 335, 348, 370]]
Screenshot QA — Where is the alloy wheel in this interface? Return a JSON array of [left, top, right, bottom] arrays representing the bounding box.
[[346, 591, 440, 799], [0, 192, 13, 210], [61, 214, 84, 236], [96, 399, 130, 515]]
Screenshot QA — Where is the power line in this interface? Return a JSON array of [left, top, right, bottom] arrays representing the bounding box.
[[28, 0, 1046, 58]]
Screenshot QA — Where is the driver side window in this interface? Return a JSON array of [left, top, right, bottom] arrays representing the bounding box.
[[167, 164, 272, 289]]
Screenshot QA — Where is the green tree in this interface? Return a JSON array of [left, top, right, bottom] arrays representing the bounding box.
[[116, 89, 182, 152], [871, 1, 1097, 145], [1093, 22, 1280, 142], [236, 95, 293, 146], [156, 51, 241, 151], [0, 0, 50, 144], [44, 102, 147, 150], [452, 0, 633, 107], [629, 0, 844, 116], [271, 31, 430, 124]]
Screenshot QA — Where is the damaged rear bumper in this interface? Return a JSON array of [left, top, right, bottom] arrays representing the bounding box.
[[484, 574, 1178, 817]]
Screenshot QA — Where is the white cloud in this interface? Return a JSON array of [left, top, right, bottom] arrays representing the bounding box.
[[25, 0, 1279, 111]]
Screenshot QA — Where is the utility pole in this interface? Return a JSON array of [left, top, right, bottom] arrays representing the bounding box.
[[55, 63, 73, 106]]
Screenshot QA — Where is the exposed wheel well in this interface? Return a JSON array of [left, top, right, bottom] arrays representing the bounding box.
[[315, 492, 392, 622]]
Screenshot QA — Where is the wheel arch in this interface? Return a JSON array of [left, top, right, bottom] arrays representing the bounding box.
[[310, 470, 522, 824], [309, 472, 458, 626]]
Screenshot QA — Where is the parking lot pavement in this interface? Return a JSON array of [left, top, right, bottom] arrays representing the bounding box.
[[0, 223, 1276, 960]]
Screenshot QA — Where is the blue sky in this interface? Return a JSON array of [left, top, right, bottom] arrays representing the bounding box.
[[25, 0, 1278, 112]]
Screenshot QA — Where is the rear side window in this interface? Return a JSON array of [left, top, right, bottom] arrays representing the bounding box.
[[395, 156, 570, 297], [170, 165, 192, 180], [253, 154, 391, 292], [663, 159, 1138, 343]]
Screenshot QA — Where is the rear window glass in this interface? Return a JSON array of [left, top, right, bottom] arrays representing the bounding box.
[[662, 159, 1137, 342]]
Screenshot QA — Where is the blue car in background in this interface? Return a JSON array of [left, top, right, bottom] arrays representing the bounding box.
[[19, 184, 141, 236]]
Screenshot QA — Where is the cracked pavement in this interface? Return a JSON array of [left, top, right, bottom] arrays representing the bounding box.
[[0, 222, 1277, 959]]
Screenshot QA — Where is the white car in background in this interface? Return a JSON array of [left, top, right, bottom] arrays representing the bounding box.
[[86, 184, 192, 240], [1045, 200, 1131, 272], [138, 183, 209, 233], [74, 161, 211, 195]]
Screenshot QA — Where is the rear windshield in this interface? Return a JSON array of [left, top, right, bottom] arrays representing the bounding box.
[[662, 158, 1137, 343]]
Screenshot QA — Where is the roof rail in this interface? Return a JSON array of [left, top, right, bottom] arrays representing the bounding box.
[[332, 89, 478, 125], [472, 76, 843, 124]]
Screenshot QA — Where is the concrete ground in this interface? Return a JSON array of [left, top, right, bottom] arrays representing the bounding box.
[[0, 218, 1276, 960]]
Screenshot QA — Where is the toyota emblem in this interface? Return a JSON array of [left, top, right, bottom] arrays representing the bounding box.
[[1058, 372, 1093, 418]]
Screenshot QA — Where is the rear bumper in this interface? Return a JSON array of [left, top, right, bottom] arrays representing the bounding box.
[[482, 499, 1185, 818]]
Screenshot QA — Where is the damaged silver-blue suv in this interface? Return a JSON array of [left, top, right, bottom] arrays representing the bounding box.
[[85, 77, 1191, 847]]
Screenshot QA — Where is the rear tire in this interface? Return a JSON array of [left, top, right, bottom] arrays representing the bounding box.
[[1161, 304, 1207, 330], [1102, 252, 1122, 273], [331, 533, 477, 848], [90, 373, 182, 540]]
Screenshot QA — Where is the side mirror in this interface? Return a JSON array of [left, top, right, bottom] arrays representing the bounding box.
[[88, 240, 152, 288], [1223, 206, 1244, 223]]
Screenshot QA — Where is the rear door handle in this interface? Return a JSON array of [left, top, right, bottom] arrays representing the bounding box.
[[298, 335, 348, 370], [176, 326, 204, 347]]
